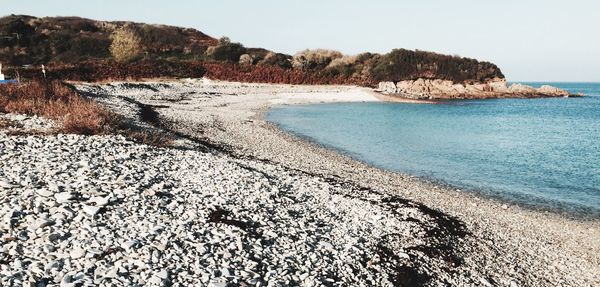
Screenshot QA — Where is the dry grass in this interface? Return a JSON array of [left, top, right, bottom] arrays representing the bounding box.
[[292, 49, 344, 69], [327, 55, 358, 69], [0, 80, 114, 135], [0, 80, 174, 147]]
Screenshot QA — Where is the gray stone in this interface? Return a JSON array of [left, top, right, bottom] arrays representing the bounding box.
[[319, 241, 334, 250], [121, 239, 141, 250], [156, 269, 169, 279], [147, 276, 162, 285], [36, 188, 53, 197], [0, 179, 16, 189], [82, 205, 101, 217], [54, 192, 74, 203], [89, 196, 110, 207], [220, 267, 232, 277], [70, 247, 86, 259]]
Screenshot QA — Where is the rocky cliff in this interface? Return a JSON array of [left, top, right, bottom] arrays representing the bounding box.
[[377, 78, 574, 99]]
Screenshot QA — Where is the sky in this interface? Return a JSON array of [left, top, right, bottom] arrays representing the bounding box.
[[2, 0, 599, 82]]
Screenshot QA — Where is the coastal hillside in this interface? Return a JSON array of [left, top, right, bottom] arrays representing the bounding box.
[[0, 15, 217, 64], [0, 15, 504, 85]]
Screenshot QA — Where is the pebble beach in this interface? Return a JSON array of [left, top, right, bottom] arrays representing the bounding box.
[[0, 79, 598, 286]]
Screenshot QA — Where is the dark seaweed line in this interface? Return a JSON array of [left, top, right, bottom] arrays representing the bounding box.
[[103, 98, 471, 286]]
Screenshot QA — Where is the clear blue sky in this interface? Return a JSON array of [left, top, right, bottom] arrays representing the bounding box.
[[3, 0, 599, 82]]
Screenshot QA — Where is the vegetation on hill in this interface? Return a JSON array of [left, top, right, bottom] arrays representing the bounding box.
[[370, 49, 504, 83], [0, 15, 504, 85], [0, 15, 215, 64]]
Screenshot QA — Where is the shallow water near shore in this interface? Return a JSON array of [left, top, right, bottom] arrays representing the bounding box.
[[267, 83, 600, 216]]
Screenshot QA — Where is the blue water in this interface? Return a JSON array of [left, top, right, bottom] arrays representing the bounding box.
[[267, 83, 600, 216]]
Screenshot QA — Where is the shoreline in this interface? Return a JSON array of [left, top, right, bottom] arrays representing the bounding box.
[[262, 89, 599, 220], [72, 79, 600, 285], [256, 107, 600, 222], [265, 116, 600, 220]]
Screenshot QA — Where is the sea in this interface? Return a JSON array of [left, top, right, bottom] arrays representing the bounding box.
[[267, 83, 600, 216]]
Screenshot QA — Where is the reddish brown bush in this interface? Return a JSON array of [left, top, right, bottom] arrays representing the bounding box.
[[8, 60, 206, 82], [0, 80, 114, 134], [202, 63, 375, 86], [0, 79, 176, 146], [8, 61, 373, 86]]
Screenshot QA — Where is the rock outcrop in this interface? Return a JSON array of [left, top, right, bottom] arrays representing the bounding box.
[[377, 78, 574, 99]]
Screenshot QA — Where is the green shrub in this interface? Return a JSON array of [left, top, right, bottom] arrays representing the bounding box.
[[206, 37, 247, 62], [370, 49, 503, 83]]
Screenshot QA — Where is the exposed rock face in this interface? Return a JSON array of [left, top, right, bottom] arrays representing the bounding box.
[[377, 78, 573, 99]]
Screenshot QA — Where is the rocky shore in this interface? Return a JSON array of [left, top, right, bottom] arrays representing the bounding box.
[[4, 130, 459, 286], [1, 79, 598, 286], [377, 78, 575, 99]]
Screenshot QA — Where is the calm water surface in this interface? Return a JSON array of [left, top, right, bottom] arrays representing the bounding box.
[[267, 83, 600, 215]]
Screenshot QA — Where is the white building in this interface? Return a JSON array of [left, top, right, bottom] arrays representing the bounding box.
[[0, 63, 4, 81]]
